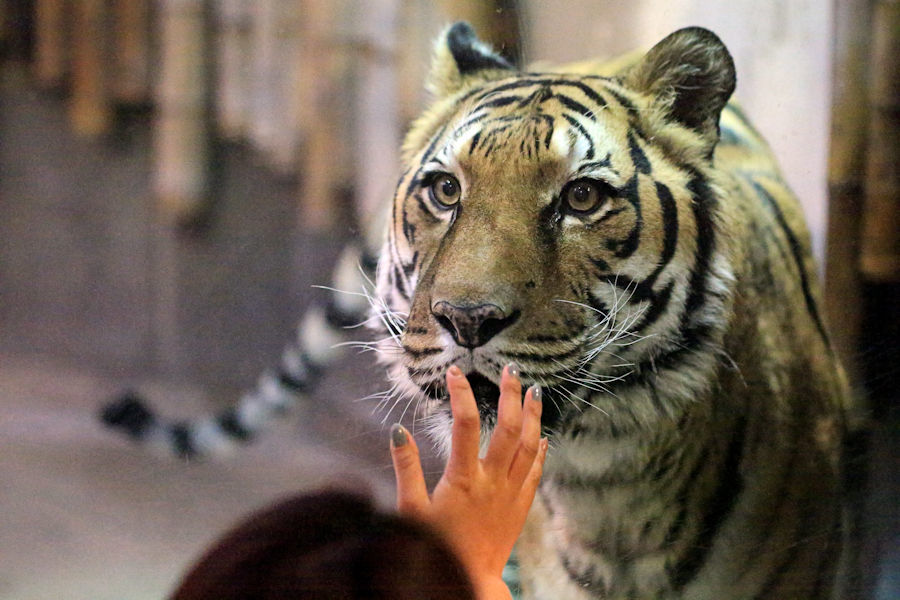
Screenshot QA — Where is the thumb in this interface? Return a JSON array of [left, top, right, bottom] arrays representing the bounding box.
[[389, 424, 430, 515]]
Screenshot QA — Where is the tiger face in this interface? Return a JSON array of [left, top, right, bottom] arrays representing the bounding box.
[[374, 24, 737, 448]]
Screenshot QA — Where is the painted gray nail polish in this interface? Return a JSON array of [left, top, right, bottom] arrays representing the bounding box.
[[507, 362, 520, 379], [530, 385, 542, 402], [391, 423, 408, 448]]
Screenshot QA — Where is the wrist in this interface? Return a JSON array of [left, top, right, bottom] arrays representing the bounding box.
[[471, 574, 513, 600]]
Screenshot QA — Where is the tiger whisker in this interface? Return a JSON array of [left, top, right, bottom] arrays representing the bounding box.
[[551, 358, 627, 387], [396, 391, 418, 424], [332, 338, 402, 353], [363, 381, 402, 409], [557, 381, 610, 416], [359, 286, 407, 352], [554, 372, 613, 395], [570, 394, 610, 415], [372, 389, 398, 415], [380, 386, 412, 425]]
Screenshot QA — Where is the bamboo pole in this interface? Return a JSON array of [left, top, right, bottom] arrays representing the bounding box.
[[70, 0, 111, 135], [247, 0, 277, 154], [248, 0, 302, 173], [859, 0, 900, 282], [297, 0, 352, 230], [271, 1, 304, 174], [272, 0, 306, 176], [824, 0, 873, 382], [154, 0, 212, 225], [1, 0, 33, 61], [214, 0, 251, 141], [112, 0, 151, 106], [33, 0, 68, 90], [396, 0, 436, 124], [352, 0, 400, 221]]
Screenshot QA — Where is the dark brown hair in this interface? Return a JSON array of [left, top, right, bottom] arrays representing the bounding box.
[[170, 490, 474, 599]]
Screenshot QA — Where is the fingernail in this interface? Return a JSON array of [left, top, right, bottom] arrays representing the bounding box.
[[540, 438, 549, 456], [448, 365, 463, 378], [390, 423, 408, 448], [506, 362, 520, 379], [529, 385, 542, 403]]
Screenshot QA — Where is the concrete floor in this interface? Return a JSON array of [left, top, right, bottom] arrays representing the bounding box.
[[0, 352, 397, 600], [0, 61, 897, 600]]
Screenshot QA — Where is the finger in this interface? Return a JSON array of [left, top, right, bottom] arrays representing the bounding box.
[[513, 437, 549, 516], [445, 366, 481, 477], [390, 424, 429, 515], [507, 385, 543, 484], [484, 363, 524, 475]]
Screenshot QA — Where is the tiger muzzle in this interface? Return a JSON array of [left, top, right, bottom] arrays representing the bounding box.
[[431, 301, 519, 348]]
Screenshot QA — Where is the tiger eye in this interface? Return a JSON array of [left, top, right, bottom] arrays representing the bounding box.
[[562, 179, 605, 214], [429, 174, 461, 208]]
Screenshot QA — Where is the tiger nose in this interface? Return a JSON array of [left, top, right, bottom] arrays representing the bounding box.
[[431, 301, 517, 348]]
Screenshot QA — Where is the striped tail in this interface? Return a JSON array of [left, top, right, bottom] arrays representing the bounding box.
[[99, 243, 379, 459]]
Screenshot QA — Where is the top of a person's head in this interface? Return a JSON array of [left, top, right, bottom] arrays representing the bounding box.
[[170, 489, 475, 600]]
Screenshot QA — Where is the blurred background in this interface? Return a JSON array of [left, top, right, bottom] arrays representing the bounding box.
[[0, 0, 896, 598]]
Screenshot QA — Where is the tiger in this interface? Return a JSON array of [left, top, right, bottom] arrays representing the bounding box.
[[369, 23, 853, 599], [101, 22, 854, 599]]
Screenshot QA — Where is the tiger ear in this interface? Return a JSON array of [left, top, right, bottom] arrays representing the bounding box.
[[623, 27, 736, 147], [426, 22, 515, 98]]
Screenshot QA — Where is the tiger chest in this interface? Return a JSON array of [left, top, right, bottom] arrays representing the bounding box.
[[515, 434, 703, 599]]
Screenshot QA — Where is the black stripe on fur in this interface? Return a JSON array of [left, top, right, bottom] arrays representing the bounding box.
[[681, 174, 719, 321], [100, 391, 157, 439], [751, 180, 831, 351], [628, 131, 653, 174], [561, 555, 606, 594], [278, 370, 312, 394], [217, 407, 253, 441], [609, 175, 643, 258], [560, 113, 595, 159], [668, 417, 746, 589], [325, 298, 364, 329], [632, 280, 675, 333], [555, 94, 598, 122], [646, 181, 679, 286], [170, 423, 197, 459], [360, 250, 379, 276]]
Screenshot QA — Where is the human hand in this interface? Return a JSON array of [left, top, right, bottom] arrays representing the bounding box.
[[389, 364, 548, 599]]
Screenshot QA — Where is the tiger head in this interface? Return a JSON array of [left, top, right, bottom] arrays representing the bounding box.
[[373, 24, 738, 450]]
